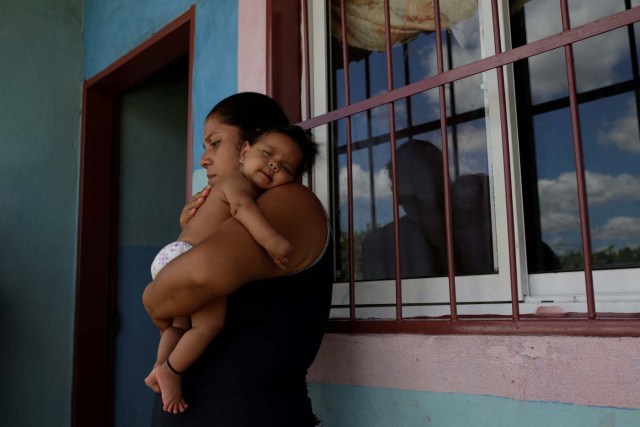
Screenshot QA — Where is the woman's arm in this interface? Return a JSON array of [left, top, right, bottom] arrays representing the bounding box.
[[143, 183, 328, 323]]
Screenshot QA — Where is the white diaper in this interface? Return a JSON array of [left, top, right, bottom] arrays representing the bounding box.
[[150, 241, 194, 279]]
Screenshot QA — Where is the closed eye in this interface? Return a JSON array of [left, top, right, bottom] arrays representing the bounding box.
[[203, 139, 220, 149]]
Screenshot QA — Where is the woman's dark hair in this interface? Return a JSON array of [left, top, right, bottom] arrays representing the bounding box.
[[207, 92, 290, 142], [253, 125, 319, 176]]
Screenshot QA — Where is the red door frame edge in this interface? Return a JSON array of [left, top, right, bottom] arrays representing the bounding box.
[[267, 0, 302, 123], [72, 7, 195, 426]]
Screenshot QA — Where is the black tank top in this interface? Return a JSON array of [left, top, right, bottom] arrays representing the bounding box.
[[151, 233, 333, 427]]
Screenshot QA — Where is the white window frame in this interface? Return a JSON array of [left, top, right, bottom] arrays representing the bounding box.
[[304, 0, 640, 319]]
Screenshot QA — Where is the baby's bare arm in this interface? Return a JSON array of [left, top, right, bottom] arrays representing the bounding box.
[[221, 173, 293, 269]]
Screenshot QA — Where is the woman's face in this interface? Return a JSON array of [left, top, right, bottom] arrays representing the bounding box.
[[199, 114, 243, 186]]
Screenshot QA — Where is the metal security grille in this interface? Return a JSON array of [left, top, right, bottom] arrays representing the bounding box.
[[297, 0, 640, 336]]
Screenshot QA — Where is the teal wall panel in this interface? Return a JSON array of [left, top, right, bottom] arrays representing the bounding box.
[[83, 0, 239, 178], [0, 0, 83, 425], [309, 383, 640, 427]]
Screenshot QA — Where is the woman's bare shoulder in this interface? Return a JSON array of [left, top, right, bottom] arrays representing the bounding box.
[[257, 183, 325, 220], [256, 183, 328, 271]]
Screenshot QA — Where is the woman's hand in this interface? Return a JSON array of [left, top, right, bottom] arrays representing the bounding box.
[[179, 185, 212, 230]]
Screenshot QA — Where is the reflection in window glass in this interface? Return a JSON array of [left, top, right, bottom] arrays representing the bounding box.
[[363, 138, 447, 280], [447, 71, 486, 117], [533, 108, 580, 269], [511, 0, 562, 44], [329, 0, 483, 108], [574, 28, 633, 93], [333, 110, 395, 282], [409, 90, 440, 126], [446, 8, 482, 67], [513, 14, 640, 272], [568, 0, 625, 27], [449, 118, 496, 276], [527, 48, 569, 105], [580, 94, 640, 269], [511, 0, 628, 45]]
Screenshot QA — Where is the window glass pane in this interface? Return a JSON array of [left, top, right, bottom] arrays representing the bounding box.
[[581, 94, 640, 269], [510, 0, 562, 44], [574, 28, 633, 93], [568, 0, 625, 27], [514, 24, 640, 272], [376, 137, 447, 279], [446, 70, 486, 115], [332, 109, 398, 283], [350, 107, 398, 281], [408, 87, 440, 126], [449, 117, 496, 275], [510, 0, 628, 46], [528, 49, 568, 105], [446, 7, 482, 68], [533, 107, 580, 270], [446, 74, 496, 275]]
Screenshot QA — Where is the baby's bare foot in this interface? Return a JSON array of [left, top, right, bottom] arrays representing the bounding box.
[[144, 367, 161, 393], [156, 361, 189, 414]]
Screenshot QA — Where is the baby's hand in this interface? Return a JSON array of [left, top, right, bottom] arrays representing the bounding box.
[[265, 235, 294, 270], [179, 185, 212, 230]]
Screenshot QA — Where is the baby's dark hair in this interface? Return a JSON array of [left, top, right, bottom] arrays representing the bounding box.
[[253, 125, 319, 176]]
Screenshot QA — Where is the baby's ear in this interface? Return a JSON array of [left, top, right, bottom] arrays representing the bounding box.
[[238, 141, 251, 161]]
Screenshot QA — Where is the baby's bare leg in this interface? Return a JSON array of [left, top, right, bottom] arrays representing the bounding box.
[[145, 317, 189, 393], [156, 298, 227, 414]]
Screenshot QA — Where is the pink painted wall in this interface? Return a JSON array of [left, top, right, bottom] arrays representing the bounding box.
[[309, 334, 640, 409], [237, 0, 267, 94]]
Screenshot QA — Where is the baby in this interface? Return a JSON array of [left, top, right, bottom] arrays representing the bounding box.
[[145, 125, 318, 414]]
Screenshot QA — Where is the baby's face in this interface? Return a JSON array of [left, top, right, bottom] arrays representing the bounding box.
[[239, 132, 303, 190]]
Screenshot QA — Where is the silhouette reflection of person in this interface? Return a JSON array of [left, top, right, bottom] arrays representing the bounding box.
[[361, 139, 496, 280], [362, 140, 446, 279], [451, 173, 493, 275]]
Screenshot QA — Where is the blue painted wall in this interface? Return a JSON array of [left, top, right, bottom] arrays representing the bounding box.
[[309, 383, 640, 427], [83, 0, 239, 184], [0, 0, 83, 425]]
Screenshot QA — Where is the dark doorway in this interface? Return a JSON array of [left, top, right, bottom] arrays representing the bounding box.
[[114, 57, 188, 426]]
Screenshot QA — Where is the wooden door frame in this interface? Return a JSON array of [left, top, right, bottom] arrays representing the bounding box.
[[267, 0, 302, 123], [72, 8, 195, 426]]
